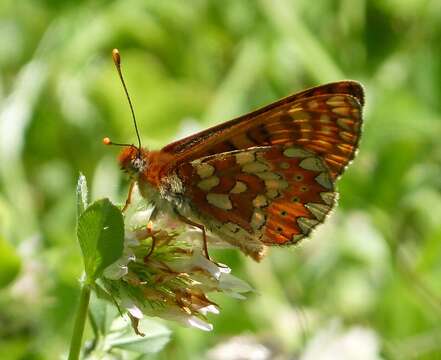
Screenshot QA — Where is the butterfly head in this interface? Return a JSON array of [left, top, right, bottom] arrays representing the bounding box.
[[117, 145, 149, 177]]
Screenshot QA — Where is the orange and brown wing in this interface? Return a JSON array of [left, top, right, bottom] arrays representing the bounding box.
[[176, 146, 336, 249], [162, 81, 364, 179]]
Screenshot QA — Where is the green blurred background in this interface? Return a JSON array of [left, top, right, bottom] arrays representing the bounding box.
[[1, 0, 441, 359]]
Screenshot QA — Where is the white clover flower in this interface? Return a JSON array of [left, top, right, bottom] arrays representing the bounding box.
[[101, 185, 252, 333]]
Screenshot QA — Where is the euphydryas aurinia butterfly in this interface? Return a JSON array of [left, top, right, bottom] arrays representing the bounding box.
[[105, 49, 364, 261]]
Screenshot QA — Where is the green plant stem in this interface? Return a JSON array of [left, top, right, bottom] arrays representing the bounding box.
[[68, 283, 91, 360]]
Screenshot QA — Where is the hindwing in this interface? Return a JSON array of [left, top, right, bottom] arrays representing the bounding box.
[[176, 146, 337, 253]]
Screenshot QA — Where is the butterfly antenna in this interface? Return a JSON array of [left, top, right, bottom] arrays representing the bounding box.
[[112, 48, 142, 150], [102, 137, 135, 148]]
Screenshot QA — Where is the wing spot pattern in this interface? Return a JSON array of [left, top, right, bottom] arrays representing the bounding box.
[[288, 110, 312, 120], [235, 152, 255, 165], [320, 192, 336, 205], [267, 189, 280, 199], [292, 234, 304, 243], [315, 172, 333, 190], [332, 107, 351, 116], [337, 118, 354, 131], [256, 171, 281, 180], [299, 157, 327, 171], [242, 161, 270, 173], [297, 217, 319, 235], [305, 202, 331, 221], [319, 114, 332, 123], [251, 209, 266, 230], [307, 100, 320, 109], [283, 147, 313, 158], [300, 185, 309, 192], [265, 179, 289, 190], [195, 163, 215, 178], [197, 176, 220, 191], [339, 131, 356, 143], [326, 96, 346, 106], [206, 193, 233, 210], [230, 181, 248, 194], [253, 195, 268, 208]]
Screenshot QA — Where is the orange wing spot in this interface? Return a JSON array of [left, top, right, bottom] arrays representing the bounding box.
[[308, 140, 334, 153], [339, 131, 357, 143], [337, 118, 356, 131], [288, 110, 312, 120], [332, 107, 352, 116]]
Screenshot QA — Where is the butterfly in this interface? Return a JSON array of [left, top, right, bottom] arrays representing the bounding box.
[[106, 49, 364, 261]]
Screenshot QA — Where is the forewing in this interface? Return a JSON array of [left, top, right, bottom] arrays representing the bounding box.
[[163, 81, 363, 179], [176, 146, 337, 247]]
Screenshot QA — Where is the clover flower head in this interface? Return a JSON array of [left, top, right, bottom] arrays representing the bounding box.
[[101, 185, 252, 333]]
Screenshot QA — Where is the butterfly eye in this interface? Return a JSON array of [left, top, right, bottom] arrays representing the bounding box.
[[132, 157, 145, 172]]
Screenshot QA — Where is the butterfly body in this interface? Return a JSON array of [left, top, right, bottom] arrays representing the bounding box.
[[117, 81, 364, 261]]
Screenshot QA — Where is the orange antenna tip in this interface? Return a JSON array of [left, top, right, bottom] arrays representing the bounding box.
[[103, 137, 112, 145], [112, 49, 120, 65]]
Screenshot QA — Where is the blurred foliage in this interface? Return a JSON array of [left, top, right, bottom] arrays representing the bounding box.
[[0, 236, 21, 289], [1, 0, 441, 359]]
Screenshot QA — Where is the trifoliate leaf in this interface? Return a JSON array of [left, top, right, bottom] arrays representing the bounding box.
[[77, 199, 124, 283]]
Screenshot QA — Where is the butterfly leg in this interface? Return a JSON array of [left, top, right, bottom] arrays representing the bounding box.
[[122, 181, 135, 212], [143, 208, 159, 262], [143, 222, 157, 262], [175, 213, 212, 261]]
